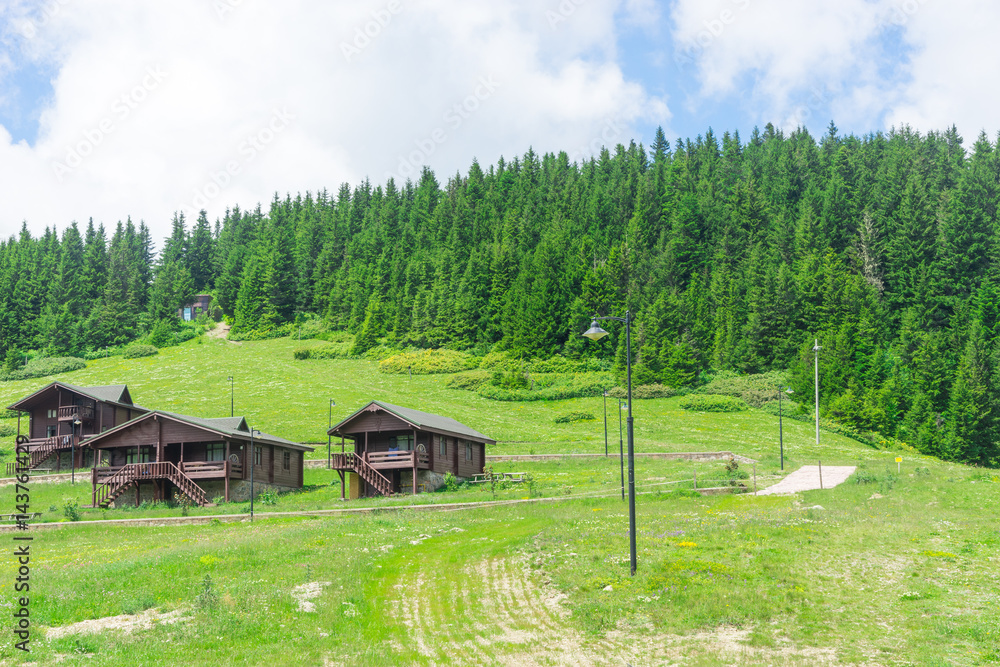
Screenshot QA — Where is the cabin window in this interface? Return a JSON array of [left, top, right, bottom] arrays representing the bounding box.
[[206, 443, 225, 461], [254, 446, 263, 466], [46, 425, 57, 438], [126, 447, 152, 464], [283, 451, 290, 470], [47, 409, 57, 418], [390, 435, 413, 451], [465, 443, 473, 461], [439, 436, 446, 456]]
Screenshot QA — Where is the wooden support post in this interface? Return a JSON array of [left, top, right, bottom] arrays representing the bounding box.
[[91, 468, 96, 507], [135, 481, 140, 507], [225, 461, 230, 503], [338, 471, 345, 500]]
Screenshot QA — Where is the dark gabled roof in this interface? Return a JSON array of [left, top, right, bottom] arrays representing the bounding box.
[[329, 400, 495, 444], [85, 410, 313, 452], [6, 382, 147, 412]]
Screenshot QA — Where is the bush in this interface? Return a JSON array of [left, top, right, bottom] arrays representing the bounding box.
[[82, 346, 124, 360], [0, 423, 15, 438], [699, 370, 787, 407], [122, 344, 159, 359], [446, 369, 491, 390], [147, 319, 176, 348], [293, 343, 355, 361], [362, 345, 400, 361], [227, 323, 294, 342], [62, 498, 81, 522], [758, 398, 801, 416], [0, 356, 87, 381], [607, 384, 677, 400], [379, 349, 479, 375], [554, 411, 596, 424], [476, 373, 614, 401], [679, 394, 749, 413], [442, 471, 460, 492], [257, 489, 279, 505]]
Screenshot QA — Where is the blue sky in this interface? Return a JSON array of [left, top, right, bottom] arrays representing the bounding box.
[[0, 0, 997, 242]]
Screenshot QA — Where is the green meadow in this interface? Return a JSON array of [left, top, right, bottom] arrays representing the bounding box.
[[0, 335, 998, 665]]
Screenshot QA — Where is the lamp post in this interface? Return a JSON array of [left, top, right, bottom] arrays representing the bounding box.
[[812, 340, 821, 445], [602, 390, 608, 457], [584, 312, 637, 575], [618, 399, 625, 500], [71, 414, 82, 484], [249, 428, 260, 522], [228, 376, 234, 418], [777, 386, 793, 471], [328, 399, 335, 469]]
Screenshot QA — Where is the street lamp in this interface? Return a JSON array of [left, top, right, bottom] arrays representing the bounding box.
[[777, 386, 793, 470], [228, 376, 234, 418], [618, 399, 626, 500], [602, 390, 608, 457], [71, 414, 82, 484], [249, 428, 261, 522], [584, 312, 637, 575], [812, 340, 821, 445], [334, 398, 337, 470]]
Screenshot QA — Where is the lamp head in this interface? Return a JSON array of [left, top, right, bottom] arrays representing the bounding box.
[[583, 318, 609, 341]]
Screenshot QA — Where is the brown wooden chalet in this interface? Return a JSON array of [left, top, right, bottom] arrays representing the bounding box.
[[328, 401, 495, 498], [82, 411, 312, 508], [6, 382, 148, 471]]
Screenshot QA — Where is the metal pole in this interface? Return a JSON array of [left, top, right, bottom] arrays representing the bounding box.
[[618, 399, 624, 500], [625, 311, 637, 576], [778, 386, 784, 471], [229, 376, 234, 418], [813, 340, 821, 445], [603, 391, 608, 457], [328, 399, 334, 470], [250, 429, 258, 522], [71, 417, 76, 484]]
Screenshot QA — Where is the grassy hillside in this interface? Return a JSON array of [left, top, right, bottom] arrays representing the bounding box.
[[1, 334, 997, 664]]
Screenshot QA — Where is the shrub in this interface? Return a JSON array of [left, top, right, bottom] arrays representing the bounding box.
[[294, 343, 355, 361], [442, 471, 460, 492], [608, 384, 677, 400], [257, 489, 279, 505], [476, 373, 614, 401], [227, 323, 294, 341], [62, 498, 81, 522], [362, 345, 400, 361], [699, 370, 787, 407], [759, 398, 801, 416], [82, 346, 124, 360], [446, 369, 491, 390], [122, 344, 159, 359], [0, 423, 15, 438], [554, 411, 596, 424], [0, 409, 20, 419], [0, 356, 87, 381], [679, 394, 749, 413], [379, 349, 479, 375], [147, 319, 176, 348]]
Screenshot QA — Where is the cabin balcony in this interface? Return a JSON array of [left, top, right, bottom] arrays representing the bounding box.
[[93, 460, 243, 484], [331, 450, 430, 471], [58, 405, 95, 422]]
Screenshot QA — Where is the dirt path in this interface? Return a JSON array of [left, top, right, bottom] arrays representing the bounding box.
[[207, 321, 237, 342], [756, 465, 856, 495]]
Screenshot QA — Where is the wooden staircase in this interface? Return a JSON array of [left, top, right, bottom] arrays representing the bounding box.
[[94, 462, 211, 508], [27, 436, 74, 469], [333, 452, 394, 496]]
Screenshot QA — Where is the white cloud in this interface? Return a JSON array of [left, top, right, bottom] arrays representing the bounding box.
[[0, 0, 668, 242]]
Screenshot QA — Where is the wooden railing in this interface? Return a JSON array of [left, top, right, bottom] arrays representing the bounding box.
[[27, 435, 78, 469], [92, 462, 210, 508], [180, 460, 242, 478], [366, 451, 431, 469], [58, 405, 95, 421]]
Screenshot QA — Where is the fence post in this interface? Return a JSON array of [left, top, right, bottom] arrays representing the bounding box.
[[818, 459, 823, 490]]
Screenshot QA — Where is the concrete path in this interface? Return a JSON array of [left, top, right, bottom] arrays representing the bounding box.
[[755, 465, 856, 495]]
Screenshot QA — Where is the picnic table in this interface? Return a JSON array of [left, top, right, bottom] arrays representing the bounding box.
[[470, 472, 527, 484]]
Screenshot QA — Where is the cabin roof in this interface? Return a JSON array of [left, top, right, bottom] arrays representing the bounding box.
[[329, 400, 495, 444], [6, 382, 146, 412], [84, 410, 314, 452]]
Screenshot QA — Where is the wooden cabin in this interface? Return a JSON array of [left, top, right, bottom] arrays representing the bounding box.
[[6, 382, 148, 471], [178, 294, 212, 321], [83, 411, 312, 508], [328, 401, 495, 498]]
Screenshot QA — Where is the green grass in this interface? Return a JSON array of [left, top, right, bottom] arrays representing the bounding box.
[[0, 335, 997, 664]]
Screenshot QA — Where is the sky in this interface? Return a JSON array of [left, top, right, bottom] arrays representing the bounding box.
[[1, 0, 998, 245]]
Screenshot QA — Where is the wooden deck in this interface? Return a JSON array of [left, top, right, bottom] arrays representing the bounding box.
[[331, 450, 430, 471], [94, 460, 242, 484]]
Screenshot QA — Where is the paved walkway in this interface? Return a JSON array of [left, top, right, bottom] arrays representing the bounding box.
[[755, 465, 856, 495]]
